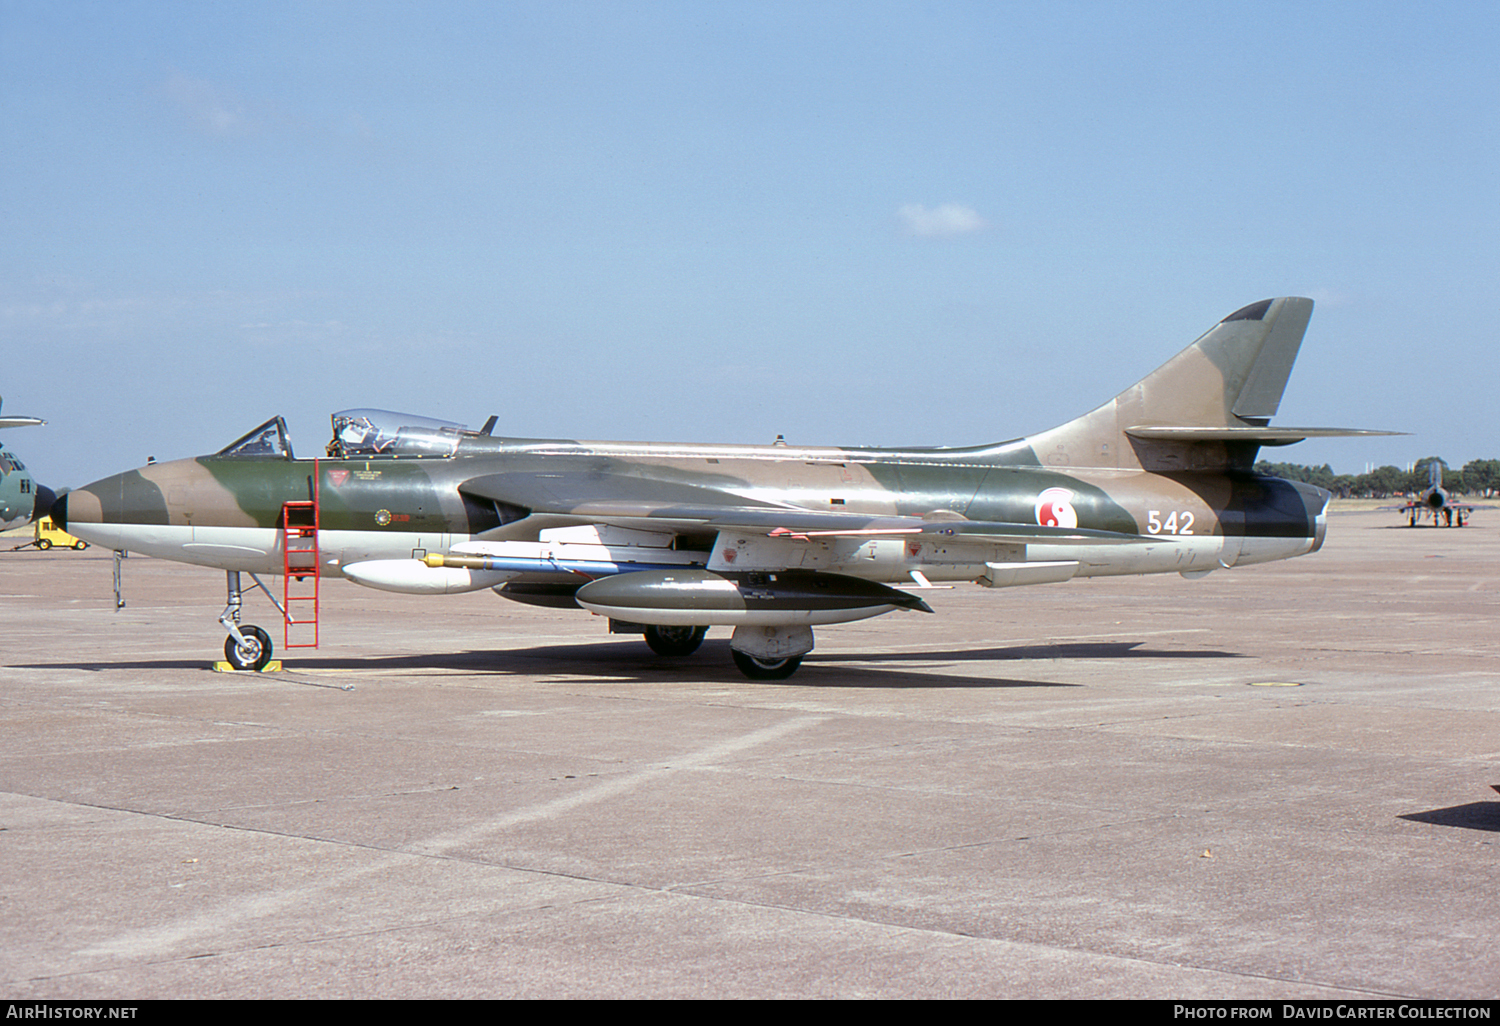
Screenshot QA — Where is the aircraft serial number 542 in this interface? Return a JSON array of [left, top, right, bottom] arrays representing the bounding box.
[[1146, 510, 1195, 535]]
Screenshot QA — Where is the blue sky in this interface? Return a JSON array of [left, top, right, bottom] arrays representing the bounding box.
[[3, 0, 1496, 488]]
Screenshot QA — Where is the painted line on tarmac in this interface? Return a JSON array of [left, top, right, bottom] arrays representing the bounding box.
[[75, 714, 826, 962]]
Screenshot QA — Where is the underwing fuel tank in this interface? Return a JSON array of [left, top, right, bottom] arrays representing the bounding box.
[[574, 569, 933, 627]]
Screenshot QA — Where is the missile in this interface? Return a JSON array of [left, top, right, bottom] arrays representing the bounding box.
[[343, 544, 707, 597], [342, 559, 514, 595], [424, 551, 690, 577], [574, 568, 933, 627]]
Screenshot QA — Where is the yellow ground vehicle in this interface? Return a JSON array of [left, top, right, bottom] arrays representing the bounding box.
[[34, 516, 87, 551]]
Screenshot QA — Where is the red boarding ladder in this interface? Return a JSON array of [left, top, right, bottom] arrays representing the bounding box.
[[282, 478, 320, 650]]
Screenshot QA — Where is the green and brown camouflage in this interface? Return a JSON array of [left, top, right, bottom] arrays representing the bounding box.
[[56, 297, 1393, 678]]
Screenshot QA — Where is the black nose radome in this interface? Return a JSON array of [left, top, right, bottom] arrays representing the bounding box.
[[32, 484, 56, 525], [48, 491, 67, 530]]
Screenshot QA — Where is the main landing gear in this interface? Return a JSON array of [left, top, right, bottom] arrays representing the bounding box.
[[730, 650, 803, 680], [630, 622, 811, 679], [643, 624, 708, 657], [727, 624, 814, 680]]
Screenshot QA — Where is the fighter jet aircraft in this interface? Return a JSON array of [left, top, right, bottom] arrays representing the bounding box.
[[55, 297, 1392, 678], [1389, 459, 1488, 527], [0, 397, 55, 532]]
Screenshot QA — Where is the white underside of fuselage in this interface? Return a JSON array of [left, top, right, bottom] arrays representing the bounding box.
[[65, 523, 450, 574]]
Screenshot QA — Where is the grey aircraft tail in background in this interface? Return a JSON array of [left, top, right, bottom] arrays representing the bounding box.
[[55, 298, 1395, 678], [0, 396, 55, 532]]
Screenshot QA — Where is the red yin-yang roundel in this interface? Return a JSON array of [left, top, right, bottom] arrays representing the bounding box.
[[1034, 487, 1078, 529]]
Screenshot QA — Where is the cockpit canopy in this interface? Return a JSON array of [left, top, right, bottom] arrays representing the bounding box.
[[214, 410, 475, 461], [329, 409, 468, 458]]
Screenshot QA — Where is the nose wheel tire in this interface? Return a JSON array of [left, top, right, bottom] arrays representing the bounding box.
[[644, 625, 708, 657], [731, 650, 803, 680], [224, 625, 273, 672]]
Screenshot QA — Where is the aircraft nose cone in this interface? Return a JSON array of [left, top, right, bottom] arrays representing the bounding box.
[[52, 487, 102, 531]]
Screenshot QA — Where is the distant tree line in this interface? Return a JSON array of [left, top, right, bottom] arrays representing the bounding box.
[[1253, 457, 1500, 498]]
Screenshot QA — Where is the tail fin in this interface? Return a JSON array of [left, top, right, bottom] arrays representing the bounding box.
[[1024, 297, 1318, 472]]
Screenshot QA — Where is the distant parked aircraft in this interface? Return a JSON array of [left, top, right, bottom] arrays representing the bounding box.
[[1388, 461, 1492, 527]]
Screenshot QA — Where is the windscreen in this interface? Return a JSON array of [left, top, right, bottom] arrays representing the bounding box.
[[216, 417, 295, 459]]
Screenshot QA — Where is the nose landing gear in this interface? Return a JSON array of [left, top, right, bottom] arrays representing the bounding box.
[[218, 570, 280, 672], [224, 624, 273, 672]]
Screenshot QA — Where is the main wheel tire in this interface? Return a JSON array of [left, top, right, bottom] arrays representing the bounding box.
[[224, 625, 273, 672], [731, 649, 803, 680], [644, 625, 708, 657]]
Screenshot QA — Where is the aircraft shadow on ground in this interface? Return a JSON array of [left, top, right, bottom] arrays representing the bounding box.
[[10, 637, 1243, 690], [1399, 803, 1500, 833], [842, 641, 1243, 663]]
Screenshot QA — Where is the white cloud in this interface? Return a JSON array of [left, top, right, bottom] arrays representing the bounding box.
[[897, 202, 986, 238], [162, 72, 252, 136]]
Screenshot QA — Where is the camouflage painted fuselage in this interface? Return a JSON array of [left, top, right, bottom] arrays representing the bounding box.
[[59, 428, 1327, 584], [57, 296, 1385, 678]]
